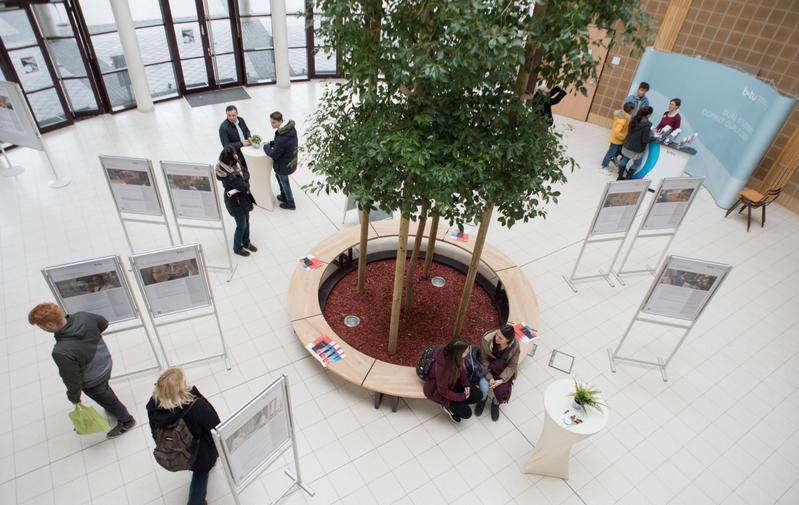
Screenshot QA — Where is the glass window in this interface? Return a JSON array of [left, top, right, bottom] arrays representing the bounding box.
[[144, 63, 179, 98], [33, 4, 74, 38], [244, 50, 275, 84], [62, 78, 99, 112], [168, 0, 199, 23], [286, 16, 306, 47], [182, 58, 209, 89], [27, 88, 67, 127], [241, 17, 273, 50], [136, 26, 172, 65], [209, 19, 233, 54], [285, 0, 306, 15], [206, 0, 230, 19], [129, 0, 164, 28], [80, 0, 117, 34], [214, 54, 237, 84], [91, 32, 127, 72], [314, 50, 336, 74], [288, 48, 307, 78], [46, 39, 89, 78], [102, 70, 135, 109], [0, 10, 37, 48], [238, 0, 270, 16], [174, 23, 204, 58], [9, 47, 54, 92]]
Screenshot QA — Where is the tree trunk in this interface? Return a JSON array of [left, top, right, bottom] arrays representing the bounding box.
[[515, 1, 548, 97], [422, 212, 440, 278], [403, 202, 428, 312], [357, 208, 370, 294], [453, 206, 493, 338], [388, 217, 410, 354]]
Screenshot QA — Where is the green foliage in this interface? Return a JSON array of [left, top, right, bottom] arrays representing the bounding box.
[[305, 0, 648, 226], [569, 379, 607, 413], [250, 134, 262, 146]]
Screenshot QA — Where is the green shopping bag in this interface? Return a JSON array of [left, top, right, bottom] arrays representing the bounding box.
[[68, 404, 111, 435]]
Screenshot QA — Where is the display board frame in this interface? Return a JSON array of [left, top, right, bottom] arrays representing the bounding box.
[[563, 179, 650, 292], [41, 255, 165, 379], [213, 375, 314, 505], [160, 160, 236, 281], [129, 243, 230, 370], [608, 255, 732, 381], [614, 176, 705, 285], [99, 155, 175, 253]]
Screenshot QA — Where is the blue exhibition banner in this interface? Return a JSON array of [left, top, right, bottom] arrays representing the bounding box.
[[630, 48, 796, 208]]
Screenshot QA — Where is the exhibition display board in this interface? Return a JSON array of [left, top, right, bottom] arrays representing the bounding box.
[[41, 255, 165, 378], [609, 255, 732, 381], [100, 155, 175, 253], [213, 375, 314, 505], [130, 244, 230, 369], [160, 160, 236, 280], [0, 80, 69, 186], [614, 176, 704, 284], [564, 179, 650, 292]]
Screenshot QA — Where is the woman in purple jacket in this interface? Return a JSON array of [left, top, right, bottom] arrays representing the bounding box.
[[423, 340, 483, 423]]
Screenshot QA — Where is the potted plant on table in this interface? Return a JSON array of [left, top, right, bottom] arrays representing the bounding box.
[[250, 134, 262, 149], [569, 379, 606, 413]]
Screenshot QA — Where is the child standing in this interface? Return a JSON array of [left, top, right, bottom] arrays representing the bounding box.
[[601, 102, 635, 172]]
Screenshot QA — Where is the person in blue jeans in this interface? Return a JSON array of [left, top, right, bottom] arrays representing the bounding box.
[[264, 111, 299, 210], [215, 145, 257, 256], [147, 368, 220, 505]]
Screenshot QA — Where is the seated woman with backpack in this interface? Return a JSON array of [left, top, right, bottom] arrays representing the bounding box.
[[423, 340, 484, 423], [147, 367, 220, 505], [475, 324, 520, 421]]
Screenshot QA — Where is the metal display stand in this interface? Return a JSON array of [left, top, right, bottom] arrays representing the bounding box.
[[614, 177, 704, 285], [100, 155, 175, 254], [608, 255, 732, 381], [563, 180, 650, 292], [41, 255, 166, 379], [160, 160, 237, 282], [214, 375, 315, 505], [129, 244, 231, 370], [0, 145, 23, 177]]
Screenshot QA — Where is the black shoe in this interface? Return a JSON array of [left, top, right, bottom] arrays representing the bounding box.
[[234, 249, 250, 257], [440, 404, 460, 423], [279, 202, 296, 210], [474, 399, 486, 417], [107, 418, 136, 439], [244, 244, 258, 252], [490, 401, 500, 421], [276, 194, 286, 203]]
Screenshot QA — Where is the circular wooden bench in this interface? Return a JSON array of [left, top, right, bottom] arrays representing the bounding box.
[[288, 219, 540, 411]]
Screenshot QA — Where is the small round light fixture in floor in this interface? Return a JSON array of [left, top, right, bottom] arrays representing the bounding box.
[[431, 276, 446, 288], [344, 315, 361, 327]]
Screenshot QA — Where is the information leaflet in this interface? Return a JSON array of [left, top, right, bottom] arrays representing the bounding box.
[[591, 180, 650, 235], [642, 256, 731, 321], [642, 177, 703, 231], [162, 162, 220, 221], [101, 156, 162, 216], [45, 257, 137, 323], [216, 379, 292, 488], [132, 245, 210, 316]]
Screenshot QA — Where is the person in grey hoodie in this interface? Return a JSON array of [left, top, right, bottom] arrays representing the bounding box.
[[28, 302, 136, 438]]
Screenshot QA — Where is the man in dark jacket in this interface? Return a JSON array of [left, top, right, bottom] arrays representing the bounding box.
[[28, 302, 136, 438], [527, 84, 567, 127], [219, 105, 252, 167], [263, 111, 299, 210]]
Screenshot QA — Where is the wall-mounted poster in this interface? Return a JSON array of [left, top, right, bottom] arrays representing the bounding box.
[[100, 155, 163, 216], [0, 80, 43, 149], [642, 256, 731, 321], [43, 256, 137, 324], [590, 179, 650, 236], [182, 28, 195, 44], [641, 177, 704, 231], [131, 245, 211, 317], [161, 161, 220, 221], [214, 377, 292, 490], [20, 56, 39, 74]]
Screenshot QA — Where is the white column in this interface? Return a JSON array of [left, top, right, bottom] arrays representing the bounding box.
[[109, 0, 154, 112], [271, 0, 291, 88]]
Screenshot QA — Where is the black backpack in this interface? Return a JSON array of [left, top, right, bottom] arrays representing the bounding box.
[[153, 401, 198, 472], [416, 345, 438, 380]]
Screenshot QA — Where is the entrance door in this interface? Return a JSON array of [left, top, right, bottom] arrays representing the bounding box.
[[164, 0, 241, 94], [551, 26, 610, 122]]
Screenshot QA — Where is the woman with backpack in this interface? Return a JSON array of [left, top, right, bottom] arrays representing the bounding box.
[[617, 105, 655, 180], [147, 368, 220, 505], [475, 324, 520, 421], [423, 340, 483, 423]]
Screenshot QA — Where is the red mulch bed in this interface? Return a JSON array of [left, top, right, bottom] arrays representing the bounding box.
[[322, 258, 500, 366]]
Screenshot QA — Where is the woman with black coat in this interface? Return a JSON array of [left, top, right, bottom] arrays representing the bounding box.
[[215, 145, 257, 256], [617, 106, 655, 180], [147, 368, 220, 505]]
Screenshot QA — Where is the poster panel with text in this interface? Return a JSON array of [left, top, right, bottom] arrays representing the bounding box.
[[44, 257, 137, 324], [642, 256, 731, 321], [590, 179, 650, 236], [641, 177, 704, 231], [0, 80, 43, 150], [132, 245, 210, 317], [215, 377, 292, 489], [161, 161, 220, 221], [100, 155, 163, 216]]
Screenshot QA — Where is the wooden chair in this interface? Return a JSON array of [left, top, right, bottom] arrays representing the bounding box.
[[724, 187, 782, 231]]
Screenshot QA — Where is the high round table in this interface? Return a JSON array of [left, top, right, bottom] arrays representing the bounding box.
[[523, 379, 609, 479], [241, 145, 274, 210]]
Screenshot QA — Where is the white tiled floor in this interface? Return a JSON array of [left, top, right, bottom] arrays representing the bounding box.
[[2, 81, 799, 505]]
